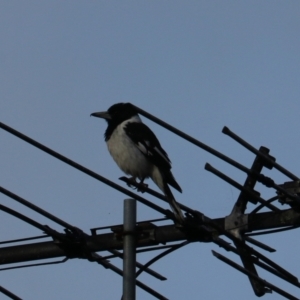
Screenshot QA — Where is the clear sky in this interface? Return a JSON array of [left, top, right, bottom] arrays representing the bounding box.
[[1, 2, 300, 299]]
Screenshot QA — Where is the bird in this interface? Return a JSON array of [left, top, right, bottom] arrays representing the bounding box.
[[91, 102, 184, 223]]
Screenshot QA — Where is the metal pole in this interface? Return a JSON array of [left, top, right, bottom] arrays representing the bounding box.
[[123, 199, 136, 300]]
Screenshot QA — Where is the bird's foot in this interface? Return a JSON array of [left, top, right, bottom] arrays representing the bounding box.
[[119, 176, 148, 193], [136, 182, 148, 193], [125, 177, 138, 188], [125, 177, 148, 193]]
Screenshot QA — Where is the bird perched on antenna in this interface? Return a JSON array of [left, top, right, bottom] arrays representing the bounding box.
[[91, 103, 184, 223]]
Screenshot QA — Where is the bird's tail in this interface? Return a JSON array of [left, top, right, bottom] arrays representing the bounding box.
[[163, 184, 185, 224]]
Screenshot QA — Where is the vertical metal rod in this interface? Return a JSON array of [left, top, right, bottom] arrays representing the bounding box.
[[123, 199, 137, 300]]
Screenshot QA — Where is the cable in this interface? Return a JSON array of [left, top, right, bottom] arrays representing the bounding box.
[[0, 186, 76, 231], [0, 235, 49, 245], [250, 196, 279, 214], [0, 285, 22, 300], [0, 258, 68, 271], [135, 241, 189, 278], [0, 122, 174, 220]]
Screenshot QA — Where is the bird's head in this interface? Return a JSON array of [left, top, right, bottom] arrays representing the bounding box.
[[91, 103, 138, 125]]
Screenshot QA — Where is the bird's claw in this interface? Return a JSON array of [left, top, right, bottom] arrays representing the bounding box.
[[124, 176, 136, 186], [119, 176, 148, 193], [128, 178, 148, 193], [136, 182, 148, 193]]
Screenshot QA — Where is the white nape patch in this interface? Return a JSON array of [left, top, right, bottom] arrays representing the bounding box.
[[106, 118, 153, 180]]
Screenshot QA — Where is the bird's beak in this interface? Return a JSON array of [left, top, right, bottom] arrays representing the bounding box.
[[90, 111, 111, 120]]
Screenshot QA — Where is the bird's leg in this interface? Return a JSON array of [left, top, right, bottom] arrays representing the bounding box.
[[121, 176, 148, 193], [136, 178, 148, 193], [125, 176, 138, 188]]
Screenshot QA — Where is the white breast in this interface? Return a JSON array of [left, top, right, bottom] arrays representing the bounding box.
[[106, 119, 153, 180]]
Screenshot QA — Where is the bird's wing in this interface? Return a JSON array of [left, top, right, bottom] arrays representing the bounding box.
[[124, 122, 171, 170]]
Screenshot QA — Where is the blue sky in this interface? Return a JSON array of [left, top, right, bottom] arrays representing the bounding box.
[[1, 2, 300, 299]]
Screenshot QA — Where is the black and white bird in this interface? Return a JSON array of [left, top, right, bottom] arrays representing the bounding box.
[[91, 103, 184, 223]]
